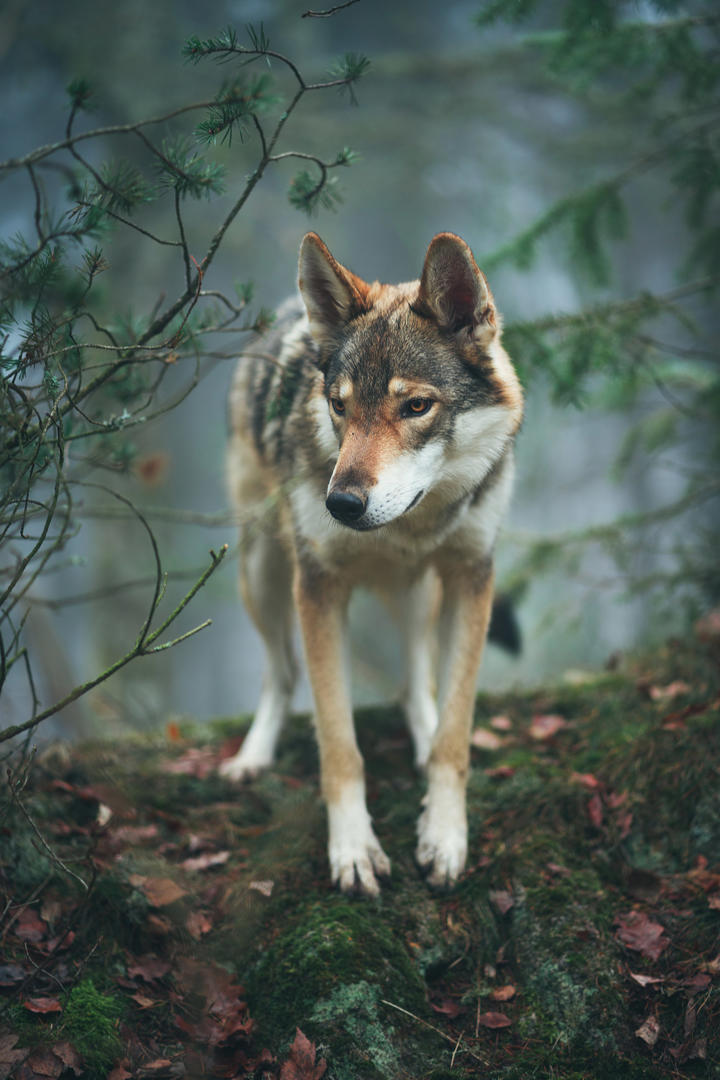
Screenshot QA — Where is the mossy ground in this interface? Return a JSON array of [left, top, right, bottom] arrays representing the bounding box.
[[1, 632, 719, 1078]]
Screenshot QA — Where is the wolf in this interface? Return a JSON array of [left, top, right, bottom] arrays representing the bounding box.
[[220, 232, 523, 895]]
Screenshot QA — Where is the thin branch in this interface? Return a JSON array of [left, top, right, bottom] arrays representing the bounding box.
[[302, 0, 360, 16]]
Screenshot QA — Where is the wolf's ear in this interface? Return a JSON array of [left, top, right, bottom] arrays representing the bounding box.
[[298, 233, 372, 345], [415, 233, 498, 346]]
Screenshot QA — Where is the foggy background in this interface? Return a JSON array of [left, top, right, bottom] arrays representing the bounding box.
[[0, 0, 700, 738]]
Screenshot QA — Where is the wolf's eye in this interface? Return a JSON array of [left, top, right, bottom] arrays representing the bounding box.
[[406, 397, 432, 416], [331, 398, 346, 416]]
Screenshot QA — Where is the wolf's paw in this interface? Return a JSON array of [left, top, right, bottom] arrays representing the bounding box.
[[329, 831, 391, 897], [416, 804, 467, 888], [218, 751, 270, 782]]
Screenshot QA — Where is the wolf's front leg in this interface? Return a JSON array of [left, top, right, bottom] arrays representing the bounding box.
[[295, 561, 390, 896], [417, 560, 494, 886]]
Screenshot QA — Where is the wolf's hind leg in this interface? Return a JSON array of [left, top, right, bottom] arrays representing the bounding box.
[[220, 529, 297, 781], [401, 569, 440, 769]]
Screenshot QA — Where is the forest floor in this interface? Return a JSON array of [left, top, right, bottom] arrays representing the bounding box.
[[2, 619, 720, 1080]]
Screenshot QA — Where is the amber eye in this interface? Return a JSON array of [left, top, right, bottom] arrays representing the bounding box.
[[406, 397, 432, 416], [331, 398, 346, 416]]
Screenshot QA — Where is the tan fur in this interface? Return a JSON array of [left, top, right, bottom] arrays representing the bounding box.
[[220, 232, 523, 894]]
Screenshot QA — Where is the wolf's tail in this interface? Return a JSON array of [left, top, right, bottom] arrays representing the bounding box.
[[488, 593, 521, 655]]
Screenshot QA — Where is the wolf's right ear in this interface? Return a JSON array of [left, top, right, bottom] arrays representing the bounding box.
[[298, 233, 372, 347]]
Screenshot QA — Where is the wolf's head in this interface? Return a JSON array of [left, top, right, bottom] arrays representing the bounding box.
[[298, 232, 522, 531]]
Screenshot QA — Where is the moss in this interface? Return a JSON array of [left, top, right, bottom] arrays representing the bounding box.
[[309, 981, 401, 1079], [246, 894, 428, 1051], [61, 978, 123, 1078]]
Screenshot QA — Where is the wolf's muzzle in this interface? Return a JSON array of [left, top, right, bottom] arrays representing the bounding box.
[[326, 489, 367, 525]]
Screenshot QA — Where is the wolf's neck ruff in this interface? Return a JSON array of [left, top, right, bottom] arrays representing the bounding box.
[[221, 232, 523, 895]]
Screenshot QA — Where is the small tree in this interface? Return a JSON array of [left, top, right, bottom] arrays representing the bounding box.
[[0, 24, 369, 745], [475, 0, 719, 616]]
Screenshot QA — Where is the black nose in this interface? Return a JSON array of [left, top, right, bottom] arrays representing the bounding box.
[[326, 489, 367, 524]]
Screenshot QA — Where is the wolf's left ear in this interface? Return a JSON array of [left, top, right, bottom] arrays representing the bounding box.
[[415, 233, 499, 347], [298, 233, 372, 347]]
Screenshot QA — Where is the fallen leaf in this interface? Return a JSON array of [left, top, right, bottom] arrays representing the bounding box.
[[279, 1028, 327, 1080], [571, 772, 600, 789], [181, 851, 230, 873], [529, 714, 567, 740], [708, 893, 720, 910], [131, 991, 160, 1009], [587, 792, 604, 828], [186, 910, 213, 940], [683, 972, 711, 993], [649, 680, 690, 701], [635, 1015, 660, 1047], [489, 889, 514, 915], [490, 714, 512, 731], [471, 727, 503, 750], [141, 1060, 173, 1072], [476, 1011, 512, 1028], [0, 1034, 26, 1077], [249, 879, 274, 898], [138, 877, 187, 908], [51, 1043, 83, 1074], [162, 747, 218, 779], [107, 1063, 132, 1080], [126, 954, 172, 983], [615, 911, 670, 961], [430, 997, 463, 1018], [17, 1049, 63, 1077], [13, 907, 47, 942], [22, 996, 63, 1014], [629, 972, 664, 988], [491, 985, 516, 1001], [485, 765, 515, 779]]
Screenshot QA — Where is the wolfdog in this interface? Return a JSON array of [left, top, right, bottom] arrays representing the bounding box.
[[220, 232, 523, 894]]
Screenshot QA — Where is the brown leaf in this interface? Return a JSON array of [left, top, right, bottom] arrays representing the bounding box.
[[22, 996, 63, 1014], [126, 954, 172, 983], [138, 877, 187, 908], [635, 1015, 660, 1047], [490, 714, 513, 731], [0, 1034, 26, 1078], [131, 991, 161, 1009], [485, 765, 515, 779], [51, 1043, 83, 1074], [107, 1063, 132, 1080], [181, 851, 230, 873], [649, 680, 690, 701], [279, 1029, 327, 1080], [529, 714, 567, 740], [476, 1011, 512, 1028], [489, 889, 514, 915], [430, 997, 463, 1018], [615, 911, 670, 961], [162, 747, 218, 779], [491, 985, 516, 1001], [629, 972, 664, 988], [571, 772, 600, 789], [186, 910, 213, 940], [587, 792, 604, 828], [471, 727, 503, 750], [18, 1050, 63, 1078], [708, 893, 720, 910], [14, 907, 47, 942], [141, 1060, 173, 1072], [249, 880, 274, 898]]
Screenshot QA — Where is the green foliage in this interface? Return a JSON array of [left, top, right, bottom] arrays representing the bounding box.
[[329, 52, 372, 104], [195, 74, 278, 146], [61, 979, 123, 1077], [289, 170, 343, 215]]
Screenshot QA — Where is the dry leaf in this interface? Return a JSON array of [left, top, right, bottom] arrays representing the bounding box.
[[249, 880, 274, 898], [587, 792, 604, 828], [615, 911, 670, 961], [490, 715, 512, 731], [279, 1028, 327, 1080], [489, 889, 514, 915], [635, 1015, 660, 1047], [22, 996, 63, 1014], [629, 972, 664, 988], [476, 1011, 512, 1028], [529, 714, 567, 740], [181, 851, 230, 873], [491, 985, 516, 1001], [571, 772, 600, 789], [471, 727, 503, 750], [139, 877, 187, 908], [186, 910, 213, 940]]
